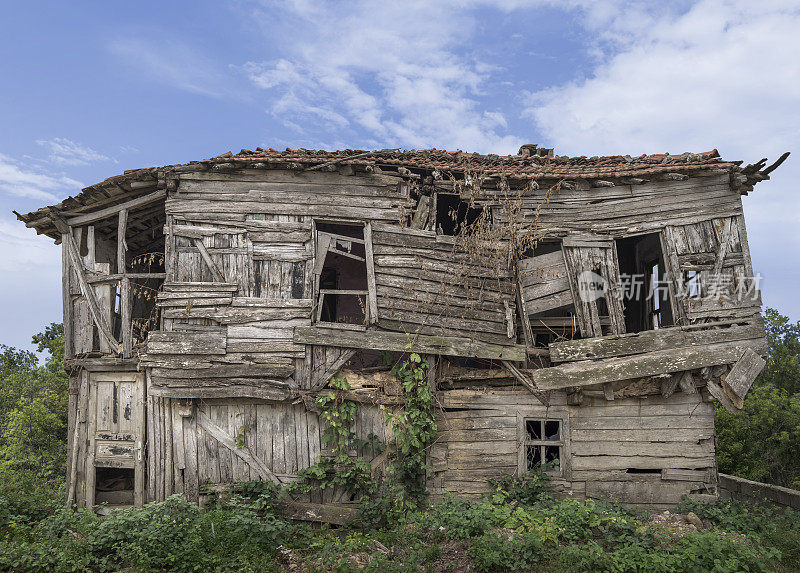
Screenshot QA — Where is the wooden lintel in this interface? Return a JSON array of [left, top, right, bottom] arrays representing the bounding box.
[[526, 339, 765, 392], [66, 189, 166, 226], [294, 326, 526, 361]]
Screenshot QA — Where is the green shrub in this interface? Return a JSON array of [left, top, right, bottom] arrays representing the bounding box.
[[468, 530, 544, 572], [488, 466, 552, 506]]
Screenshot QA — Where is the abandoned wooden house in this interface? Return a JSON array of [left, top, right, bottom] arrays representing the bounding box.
[[16, 145, 788, 511]]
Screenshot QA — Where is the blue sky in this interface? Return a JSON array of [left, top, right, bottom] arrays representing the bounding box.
[[1, 0, 798, 351]]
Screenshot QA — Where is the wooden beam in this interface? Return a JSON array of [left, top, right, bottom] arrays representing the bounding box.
[[66, 189, 166, 226], [678, 370, 697, 394], [500, 360, 550, 406], [196, 410, 282, 484], [64, 231, 120, 354], [121, 277, 132, 358], [117, 208, 128, 274], [526, 339, 765, 391], [277, 501, 360, 525], [294, 326, 526, 361], [192, 238, 225, 282], [660, 373, 680, 398], [87, 272, 167, 284], [548, 320, 764, 363], [310, 349, 357, 391], [61, 237, 73, 359]]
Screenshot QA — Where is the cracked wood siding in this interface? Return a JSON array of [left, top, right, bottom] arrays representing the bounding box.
[[370, 224, 516, 346], [149, 397, 390, 504], [435, 386, 716, 507], [491, 172, 743, 235]]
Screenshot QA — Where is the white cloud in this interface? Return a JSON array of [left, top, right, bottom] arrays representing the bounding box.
[[109, 38, 243, 100], [0, 153, 82, 201], [527, 0, 800, 319], [0, 215, 62, 350], [36, 137, 112, 166], [243, 1, 528, 153]]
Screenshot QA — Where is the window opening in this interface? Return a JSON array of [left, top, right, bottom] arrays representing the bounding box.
[[435, 193, 486, 236], [616, 233, 674, 332], [522, 418, 564, 474], [520, 241, 581, 347], [314, 222, 370, 326]]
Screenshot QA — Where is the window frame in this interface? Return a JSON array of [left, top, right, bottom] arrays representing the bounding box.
[[311, 219, 378, 330], [516, 410, 570, 479]]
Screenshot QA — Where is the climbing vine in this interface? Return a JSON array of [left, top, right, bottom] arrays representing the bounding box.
[[287, 376, 380, 498], [384, 353, 436, 500], [285, 355, 437, 506]]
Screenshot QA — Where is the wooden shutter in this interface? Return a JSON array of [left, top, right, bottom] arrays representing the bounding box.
[[561, 234, 625, 337]]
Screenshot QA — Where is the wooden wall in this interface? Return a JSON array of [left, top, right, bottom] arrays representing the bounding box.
[[146, 394, 390, 503], [433, 385, 717, 509], [371, 224, 514, 345], [493, 172, 743, 236]]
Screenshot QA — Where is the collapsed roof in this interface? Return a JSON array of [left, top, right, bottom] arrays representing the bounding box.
[[15, 146, 788, 242]]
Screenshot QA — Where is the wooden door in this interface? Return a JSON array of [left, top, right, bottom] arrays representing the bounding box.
[[85, 371, 145, 507]]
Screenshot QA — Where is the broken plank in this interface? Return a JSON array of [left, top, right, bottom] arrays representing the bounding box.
[[527, 339, 765, 391], [293, 326, 526, 361], [548, 321, 763, 363], [196, 410, 281, 484], [722, 347, 766, 408]]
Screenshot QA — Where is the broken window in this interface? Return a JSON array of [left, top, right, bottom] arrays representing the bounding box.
[[520, 416, 566, 475], [435, 193, 486, 236], [313, 221, 376, 327], [616, 233, 674, 332]]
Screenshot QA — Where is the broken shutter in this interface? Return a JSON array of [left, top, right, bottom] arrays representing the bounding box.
[[663, 216, 761, 323], [518, 250, 572, 316], [312, 224, 377, 325], [562, 234, 625, 338]]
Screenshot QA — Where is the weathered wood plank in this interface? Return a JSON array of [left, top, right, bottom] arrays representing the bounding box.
[[146, 331, 227, 355], [293, 326, 526, 361], [722, 347, 765, 408], [527, 339, 765, 391], [196, 409, 281, 484], [549, 320, 763, 363]]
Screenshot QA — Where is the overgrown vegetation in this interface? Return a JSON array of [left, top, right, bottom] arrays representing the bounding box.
[[716, 308, 800, 487], [1, 317, 800, 570], [0, 323, 67, 495], [2, 465, 799, 571]]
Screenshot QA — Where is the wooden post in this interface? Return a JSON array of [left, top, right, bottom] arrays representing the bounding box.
[[66, 375, 85, 506], [61, 236, 74, 358], [363, 222, 379, 324]]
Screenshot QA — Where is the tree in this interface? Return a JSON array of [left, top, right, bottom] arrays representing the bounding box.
[[0, 323, 68, 479], [715, 308, 800, 487]]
